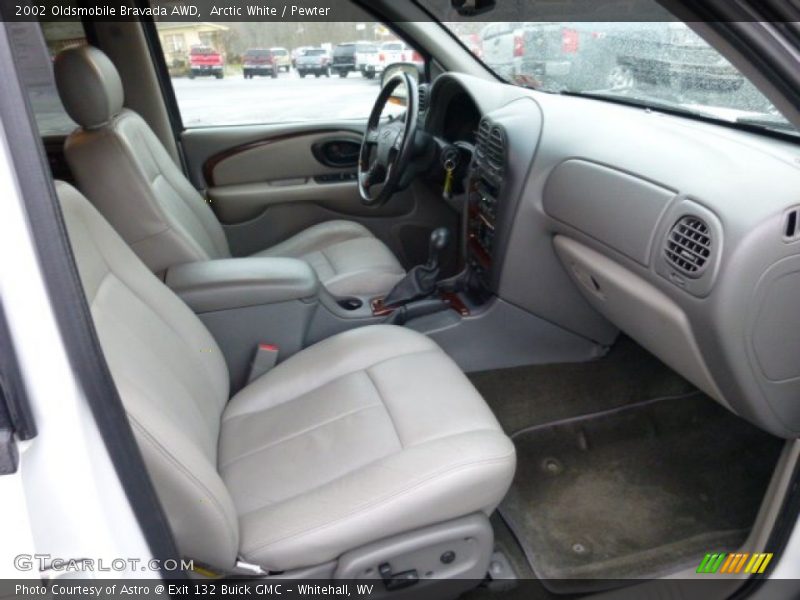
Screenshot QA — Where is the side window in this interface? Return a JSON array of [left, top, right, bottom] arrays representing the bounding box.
[[9, 21, 87, 137], [150, 4, 423, 128]]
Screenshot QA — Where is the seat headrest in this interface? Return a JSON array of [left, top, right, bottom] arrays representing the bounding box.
[[54, 46, 124, 130]]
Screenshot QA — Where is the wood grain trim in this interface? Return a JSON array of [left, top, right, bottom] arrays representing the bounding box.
[[202, 128, 362, 187], [441, 291, 470, 316], [468, 236, 492, 269], [370, 296, 396, 317], [370, 293, 470, 317]]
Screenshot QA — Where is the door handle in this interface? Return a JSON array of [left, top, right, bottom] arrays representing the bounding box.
[[312, 140, 361, 168]]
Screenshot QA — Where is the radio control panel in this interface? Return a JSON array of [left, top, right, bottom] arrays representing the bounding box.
[[467, 179, 499, 281]]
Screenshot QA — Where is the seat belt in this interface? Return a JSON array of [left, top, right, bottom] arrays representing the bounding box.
[[247, 343, 279, 384]]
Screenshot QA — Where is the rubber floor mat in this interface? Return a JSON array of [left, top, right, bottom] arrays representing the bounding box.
[[498, 392, 784, 593]]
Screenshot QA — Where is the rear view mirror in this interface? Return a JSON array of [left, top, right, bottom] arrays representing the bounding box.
[[451, 0, 496, 17]]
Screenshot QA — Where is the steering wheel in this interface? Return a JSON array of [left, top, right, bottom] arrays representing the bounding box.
[[358, 72, 419, 206]]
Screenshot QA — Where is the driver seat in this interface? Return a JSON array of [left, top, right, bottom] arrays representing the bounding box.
[[53, 46, 405, 297]]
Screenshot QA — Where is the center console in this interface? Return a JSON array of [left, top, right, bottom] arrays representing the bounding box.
[[466, 118, 506, 294], [367, 118, 508, 320]]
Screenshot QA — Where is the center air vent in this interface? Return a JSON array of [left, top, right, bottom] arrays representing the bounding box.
[[475, 118, 506, 183], [418, 84, 430, 113], [665, 215, 712, 276], [476, 119, 492, 161]]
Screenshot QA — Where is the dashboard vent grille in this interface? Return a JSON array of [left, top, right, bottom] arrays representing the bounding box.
[[477, 119, 492, 150], [418, 84, 430, 113], [665, 216, 712, 276], [475, 118, 506, 182], [487, 127, 505, 169]]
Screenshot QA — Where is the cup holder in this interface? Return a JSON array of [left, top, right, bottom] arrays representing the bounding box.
[[336, 297, 364, 311]]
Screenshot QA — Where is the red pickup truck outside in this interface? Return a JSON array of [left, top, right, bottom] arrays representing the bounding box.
[[188, 46, 224, 79]]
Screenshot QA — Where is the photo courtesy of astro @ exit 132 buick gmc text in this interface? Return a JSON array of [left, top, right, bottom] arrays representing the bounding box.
[[1, 0, 800, 599]]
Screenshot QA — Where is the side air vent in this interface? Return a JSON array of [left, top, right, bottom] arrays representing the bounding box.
[[664, 216, 712, 276], [784, 207, 800, 242], [418, 84, 430, 113], [475, 118, 506, 184]]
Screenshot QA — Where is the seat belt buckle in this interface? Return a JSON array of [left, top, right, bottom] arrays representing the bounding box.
[[247, 343, 279, 383]]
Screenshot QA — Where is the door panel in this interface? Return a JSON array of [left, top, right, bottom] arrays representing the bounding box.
[[182, 121, 365, 187], [204, 129, 362, 187], [208, 179, 414, 224], [181, 123, 459, 269], [221, 190, 421, 258]]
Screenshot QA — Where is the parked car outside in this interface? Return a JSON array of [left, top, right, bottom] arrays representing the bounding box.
[[188, 45, 224, 79], [458, 33, 483, 59], [379, 40, 425, 72], [242, 48, 278, 79], [480, 22, 744, 92], [295, 48, 331, 78], [270, 47, 291, 72], [332, 41, 382, 78], [291, 46, 313, 68]]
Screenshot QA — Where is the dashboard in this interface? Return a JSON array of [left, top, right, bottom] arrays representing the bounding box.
[[424, 72, 800, 439]]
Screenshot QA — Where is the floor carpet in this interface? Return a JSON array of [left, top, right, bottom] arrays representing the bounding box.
[[468, 337, 696, 436], [498, 392, 784, 594]]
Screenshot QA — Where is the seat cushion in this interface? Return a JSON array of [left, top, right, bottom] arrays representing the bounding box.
[[218, 325, 515, 571], [253, 221, 405, 297]]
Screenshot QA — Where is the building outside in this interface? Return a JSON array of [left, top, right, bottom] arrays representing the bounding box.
[[156, 22, 229, 75]]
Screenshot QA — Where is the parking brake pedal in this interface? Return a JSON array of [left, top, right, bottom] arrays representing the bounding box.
[[378, 562, 419, 591]]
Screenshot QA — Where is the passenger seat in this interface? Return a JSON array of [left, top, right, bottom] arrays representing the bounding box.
[[54, 181, 515, 581]]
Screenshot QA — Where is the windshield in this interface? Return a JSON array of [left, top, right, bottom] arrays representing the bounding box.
[[435, 19, 796, 136]]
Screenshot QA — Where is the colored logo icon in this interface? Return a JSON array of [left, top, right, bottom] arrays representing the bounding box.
[[697, 552, 773, 574]]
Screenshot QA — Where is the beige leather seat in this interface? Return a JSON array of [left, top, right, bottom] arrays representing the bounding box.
[[55, 180, 515, 573], [53, 46, 405, 298]]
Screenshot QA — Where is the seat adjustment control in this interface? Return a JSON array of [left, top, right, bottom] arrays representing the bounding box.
[[378, 562, 419, 591]]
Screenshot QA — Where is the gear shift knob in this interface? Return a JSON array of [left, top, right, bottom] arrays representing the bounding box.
[[383, 227, 451, 308], [427, 227, 450, 266]]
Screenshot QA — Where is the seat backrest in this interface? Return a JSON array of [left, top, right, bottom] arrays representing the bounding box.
[[55, 181, 239, 570], [54, 46, 230, 275]]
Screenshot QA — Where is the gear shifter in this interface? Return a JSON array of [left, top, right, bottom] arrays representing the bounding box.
[[383, 227, 450, 308]]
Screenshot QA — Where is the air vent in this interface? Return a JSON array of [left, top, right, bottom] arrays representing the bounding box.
[[418, 84, 430, 113], [476, 119, 492, 153], [665, 215, 712, 276], [487, 126, 505, 170], [784, 207, 800, 242], [475, 119, 506, 183]]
